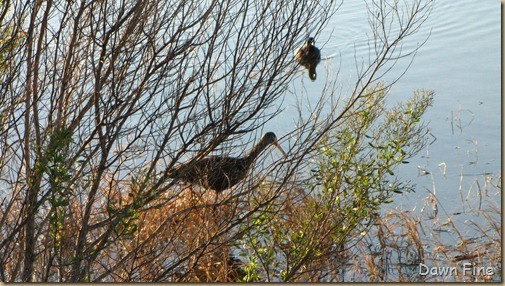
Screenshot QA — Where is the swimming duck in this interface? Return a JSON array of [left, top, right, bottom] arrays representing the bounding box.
[[295, 37, 321, 62]]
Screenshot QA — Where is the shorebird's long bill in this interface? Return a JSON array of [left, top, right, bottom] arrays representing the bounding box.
[[273, 142, 287, 157]]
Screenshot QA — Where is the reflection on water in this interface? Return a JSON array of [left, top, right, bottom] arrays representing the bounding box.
[[298, 59, 320, 81]]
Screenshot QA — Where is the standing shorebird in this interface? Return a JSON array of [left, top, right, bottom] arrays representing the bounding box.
[[168, 132, 286, 192]]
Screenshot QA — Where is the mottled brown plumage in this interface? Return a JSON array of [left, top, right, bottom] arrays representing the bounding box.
[[168, 132, 285, 192]]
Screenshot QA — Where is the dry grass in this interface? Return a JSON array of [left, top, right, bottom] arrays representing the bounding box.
[[131, 174, 501, 282], [27, 170, 496, 282], [343, 174, 501, 282]]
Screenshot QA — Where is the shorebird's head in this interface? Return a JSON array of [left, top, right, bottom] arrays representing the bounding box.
[[261, 132, 286, 157]]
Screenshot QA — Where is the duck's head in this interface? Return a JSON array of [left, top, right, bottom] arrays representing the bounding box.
[[307, 37, 316, 46]]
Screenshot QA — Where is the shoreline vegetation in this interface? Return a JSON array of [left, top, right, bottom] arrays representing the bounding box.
[[348, 173, 501, 282], [1, 0, 500, 282]]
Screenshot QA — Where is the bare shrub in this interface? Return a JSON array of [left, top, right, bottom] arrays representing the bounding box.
[[0, 0, 437, 282]]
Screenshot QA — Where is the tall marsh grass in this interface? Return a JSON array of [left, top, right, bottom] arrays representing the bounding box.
[[343, 174, 501, 282]]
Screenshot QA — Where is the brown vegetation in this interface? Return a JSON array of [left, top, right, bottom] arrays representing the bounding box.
[[2, 0, 485, 282]]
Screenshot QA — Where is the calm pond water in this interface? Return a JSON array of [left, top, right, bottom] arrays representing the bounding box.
[[268, 0, 501, 217]]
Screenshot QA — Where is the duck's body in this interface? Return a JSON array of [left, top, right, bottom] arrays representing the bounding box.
[[169, 132, 285, 192], [295, 37, 321, 62]]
